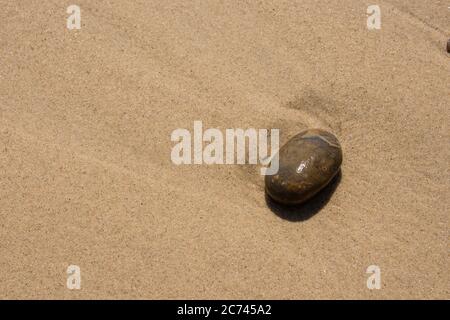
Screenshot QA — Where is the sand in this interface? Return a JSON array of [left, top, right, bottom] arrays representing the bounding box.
[[0, 0, 448, 299]]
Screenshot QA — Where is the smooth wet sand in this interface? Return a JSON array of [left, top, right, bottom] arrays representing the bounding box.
[[0, 0, 449, 299]]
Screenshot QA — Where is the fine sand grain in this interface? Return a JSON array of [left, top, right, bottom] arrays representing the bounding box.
[[0, 0, 449, 299]]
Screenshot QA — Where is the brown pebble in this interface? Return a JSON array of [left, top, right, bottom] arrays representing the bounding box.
[[447, 39, 450, 53], [265, 129, 342, 205]]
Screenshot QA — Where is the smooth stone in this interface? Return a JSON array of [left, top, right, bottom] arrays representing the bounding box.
[[265, 129, 342, 205]]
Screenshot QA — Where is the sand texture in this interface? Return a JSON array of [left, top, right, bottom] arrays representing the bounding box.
[[0, 0, 449, 299]]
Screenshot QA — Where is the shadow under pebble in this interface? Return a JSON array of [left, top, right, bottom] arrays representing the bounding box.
[[265, 170, 342, 222]]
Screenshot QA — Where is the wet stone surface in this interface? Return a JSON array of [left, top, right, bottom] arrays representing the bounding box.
[[265, 129, 343, 205]]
